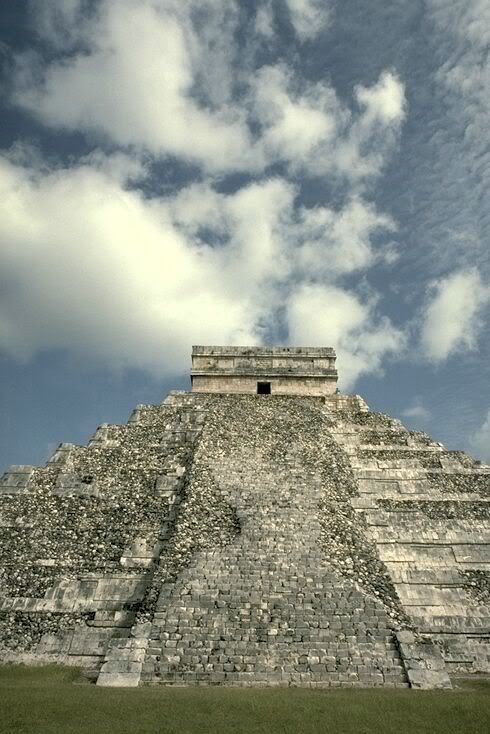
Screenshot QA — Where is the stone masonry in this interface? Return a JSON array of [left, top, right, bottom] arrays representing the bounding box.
[[330, 409, 490, 676], [0, 394, 205, 672], [191, 346, 338, 396], [0, 349, 488, 688], [123, 396, 409, 688]]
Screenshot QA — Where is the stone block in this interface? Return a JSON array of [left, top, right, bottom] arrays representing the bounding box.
[[97, 672, 141, 687], [94, 577, 146, 602], [69, 629, 118, 656], [406, 670, 452, 689]]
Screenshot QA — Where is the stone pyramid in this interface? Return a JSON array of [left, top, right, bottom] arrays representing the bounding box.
[[0, 347, 488, 688]]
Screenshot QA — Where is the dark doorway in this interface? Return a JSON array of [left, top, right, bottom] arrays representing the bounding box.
[[257, 381, 271, 395]]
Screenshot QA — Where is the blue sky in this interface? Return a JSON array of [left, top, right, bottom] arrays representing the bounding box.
[[0, 0, 489, 473]]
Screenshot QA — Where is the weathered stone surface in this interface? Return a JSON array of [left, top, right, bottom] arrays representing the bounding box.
[[0, 350, 488, 686], [332, 408, 490, 675], [405, 669, 452, 689], [130, 396, 409, 688], [191, 346, 337, 396], [394, 631, 451, 688], [0, 393, 204, 665]]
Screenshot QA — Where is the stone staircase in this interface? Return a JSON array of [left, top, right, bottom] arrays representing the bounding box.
[[100, 396, 417, 687]]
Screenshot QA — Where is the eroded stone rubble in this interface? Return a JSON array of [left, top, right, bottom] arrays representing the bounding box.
[[0, 392, 488, 687]]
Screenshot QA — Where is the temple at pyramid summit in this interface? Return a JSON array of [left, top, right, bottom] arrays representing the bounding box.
[[0, 346, 489, 688], [190, 346, 338, 395]]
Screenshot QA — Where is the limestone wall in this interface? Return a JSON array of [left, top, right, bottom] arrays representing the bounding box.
[[191, 345, 338, 396]]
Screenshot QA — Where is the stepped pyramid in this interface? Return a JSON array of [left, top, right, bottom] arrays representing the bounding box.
[[0, 347, 489, 688]]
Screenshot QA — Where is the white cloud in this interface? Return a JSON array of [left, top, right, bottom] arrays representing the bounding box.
[[420, 269, 489, 362], [171, 185, 396, 282], [355, 71, 406, 125], [284, 0, 332, 40], [401, 397, 431, 421], [252, 66, 405, 179], [334, 72, 406, 181], [252, 64, 341, 167], [0, 149, 399, 381], [291, 198, 396, 278], [170, 177, 298, 293], [15, 1, 256, 173], [323, 71, 406, 180], [255, 1, 275, 38], [14, 2, 405, 181], [470, 408, 490, 463], [0, 154, 259, 372], [255, 0, 332, 43], [2, 1, 409, 388], [287, 284, 405, 388]]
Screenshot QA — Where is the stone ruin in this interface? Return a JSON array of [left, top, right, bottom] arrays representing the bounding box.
[[191, 346, 338, 396], [0, 346, 489, 689]]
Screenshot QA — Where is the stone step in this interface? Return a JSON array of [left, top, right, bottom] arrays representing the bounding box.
[[47, 443, 78, 466], [97, 636, 150, 687], [376, 542, 490, 565], [384, 560, 490, 577], [368, 526, 490, 544], [394, 583, 469, 606], [357, 470, 429, 480], [411, 611, 490, 633], [87, 423, 122, 447], [0, 465, 36, 493], [365, 509, 489, 527]]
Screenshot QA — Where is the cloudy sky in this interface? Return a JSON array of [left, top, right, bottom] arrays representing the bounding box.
[[1, 0, 489, 472]]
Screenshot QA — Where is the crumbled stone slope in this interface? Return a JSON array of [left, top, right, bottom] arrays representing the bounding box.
[[329, 407, 490, 674], [1, 391, 465, 688], [100, 396, 411, 688], [0, 394, 206, 662]]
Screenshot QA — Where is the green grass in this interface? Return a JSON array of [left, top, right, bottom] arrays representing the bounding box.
[[1, 666, 489, 734]]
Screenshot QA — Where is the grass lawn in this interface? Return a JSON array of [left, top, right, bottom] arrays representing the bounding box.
[[1, 666, 489, 734]]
